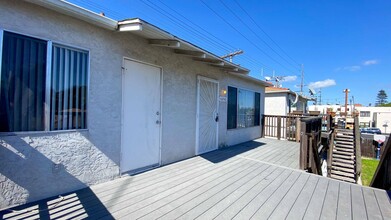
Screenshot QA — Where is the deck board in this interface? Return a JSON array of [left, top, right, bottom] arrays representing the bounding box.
[[1, 138, 390, 220]]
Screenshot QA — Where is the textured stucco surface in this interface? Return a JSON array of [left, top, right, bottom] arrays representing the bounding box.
[[265, 93, 289, 116], [0, 0, 265, 209]]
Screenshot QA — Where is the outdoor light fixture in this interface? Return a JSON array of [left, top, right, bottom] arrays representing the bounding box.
[[220, 88, 227, 97]]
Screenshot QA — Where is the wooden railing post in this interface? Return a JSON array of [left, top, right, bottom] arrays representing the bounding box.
[[327, 132, 334, 177], [277, 116, 281, 140], [296, 117, 301, 142], [354, 116, 362, 180], [299, 121, 307, 170], [261, 114, 265, 138]]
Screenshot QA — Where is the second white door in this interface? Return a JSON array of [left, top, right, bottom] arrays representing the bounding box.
[[196, 76, 219, 155]]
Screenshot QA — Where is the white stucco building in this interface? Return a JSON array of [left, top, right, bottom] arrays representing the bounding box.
[[309, 104, 391, 133], [0, 0, 270, 209], [264, 87, 313, 116]]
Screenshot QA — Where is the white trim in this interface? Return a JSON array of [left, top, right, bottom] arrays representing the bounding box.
[[25, 0, 118, 30], [120, 57, 163, 174], [44, 41, 53, 131], [195, 75, 219, 155]]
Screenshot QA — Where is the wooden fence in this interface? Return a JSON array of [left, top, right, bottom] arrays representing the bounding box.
[[299, 117, 324, 174], [370, 133, 391, 190]]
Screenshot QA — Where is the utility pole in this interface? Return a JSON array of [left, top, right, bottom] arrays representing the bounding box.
[[343, 89, 350, 117], [300, 64, 304, 95], [318, 89, 322, 105], [221, 50, 244, 62]]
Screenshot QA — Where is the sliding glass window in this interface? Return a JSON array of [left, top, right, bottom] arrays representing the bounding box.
[[51, 45, 88, 130]]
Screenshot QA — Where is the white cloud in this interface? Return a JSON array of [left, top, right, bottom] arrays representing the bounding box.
[[282, 75, 297, 82], [343, 65, 361, 72], [308, 79, 336, 89], [363, 59, 378, 66]]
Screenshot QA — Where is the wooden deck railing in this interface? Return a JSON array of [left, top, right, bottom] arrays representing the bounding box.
[[262, 115, 301, 141], [370, 133, 391, 190], [354, 116, 362, 181], [299, 117, 324, 175], [262, 114, 333, 142]]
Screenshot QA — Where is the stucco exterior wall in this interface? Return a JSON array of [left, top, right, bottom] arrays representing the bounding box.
[[0, 1, 265, 209], [264, 93, 288, 116]]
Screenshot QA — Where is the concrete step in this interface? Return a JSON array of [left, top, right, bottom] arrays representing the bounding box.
[[332, 166, 355, 173], [332, 161, 355, 169], [330, 174, 356, 183], [331, 169, 355, 178], [332, 157, 355, 164]]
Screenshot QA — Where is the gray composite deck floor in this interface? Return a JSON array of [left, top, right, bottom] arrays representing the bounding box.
[[1, 138, 390, 219]]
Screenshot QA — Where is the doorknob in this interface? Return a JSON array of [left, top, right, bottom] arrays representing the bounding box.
[[156, 120, 161, 124], [215, 113, 219, 122]]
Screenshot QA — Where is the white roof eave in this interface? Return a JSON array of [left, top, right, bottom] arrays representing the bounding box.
[[25, 0, 118, 30], [118, 18, 250, 74]]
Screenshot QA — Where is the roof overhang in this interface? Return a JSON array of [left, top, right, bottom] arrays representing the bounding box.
[[25, 1, 264, 82], [24, 0, 118, 30], [118, 18, 250, 74]]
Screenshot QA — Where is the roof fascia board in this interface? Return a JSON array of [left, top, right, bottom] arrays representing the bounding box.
[[229, 72, 271, 87], [119, 18, 249, 74], [25, 0, 118, 30]]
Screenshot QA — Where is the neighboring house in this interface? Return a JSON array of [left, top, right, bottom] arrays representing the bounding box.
[[357, 107, 391, 133], [309, 104, 391, 133], [265, 87, 312, 116], [0, 0, 270, 209]]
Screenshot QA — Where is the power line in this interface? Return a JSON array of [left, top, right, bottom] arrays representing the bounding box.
[[141, 0, 276, 71], [69, 0, 288, 76], [199, 0, 297, 74], [233, 0, 301, 66], [218, 0, 300, 71]]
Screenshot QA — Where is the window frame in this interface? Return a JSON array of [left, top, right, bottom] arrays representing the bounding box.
[[227, 85, 261, 130], [360, 111, 370, 117], [0, 29, 90, 135]]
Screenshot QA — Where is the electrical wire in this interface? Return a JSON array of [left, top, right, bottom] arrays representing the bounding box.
[[199, 0, 297, 74], [218, 0, 300, 71], [233, 0, 301, 67]]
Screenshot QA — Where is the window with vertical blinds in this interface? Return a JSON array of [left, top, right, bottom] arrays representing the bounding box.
[[51, 45, 88, 130], [0, 31, 88, 132], [0, 32, 47, 132]]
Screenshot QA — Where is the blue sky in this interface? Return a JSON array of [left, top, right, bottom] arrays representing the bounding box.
[[68, 0, 390, 106]]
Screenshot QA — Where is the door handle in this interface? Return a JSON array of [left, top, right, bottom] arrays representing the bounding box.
[[156, 120, 161, 124], [215, 115, 219, 122]]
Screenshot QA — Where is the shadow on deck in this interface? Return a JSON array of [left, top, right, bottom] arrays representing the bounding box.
[[1, 138, 390, 219]]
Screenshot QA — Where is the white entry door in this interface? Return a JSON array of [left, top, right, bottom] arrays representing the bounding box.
[[121, 59, 161, 173], [196, 76, 219, 155]]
